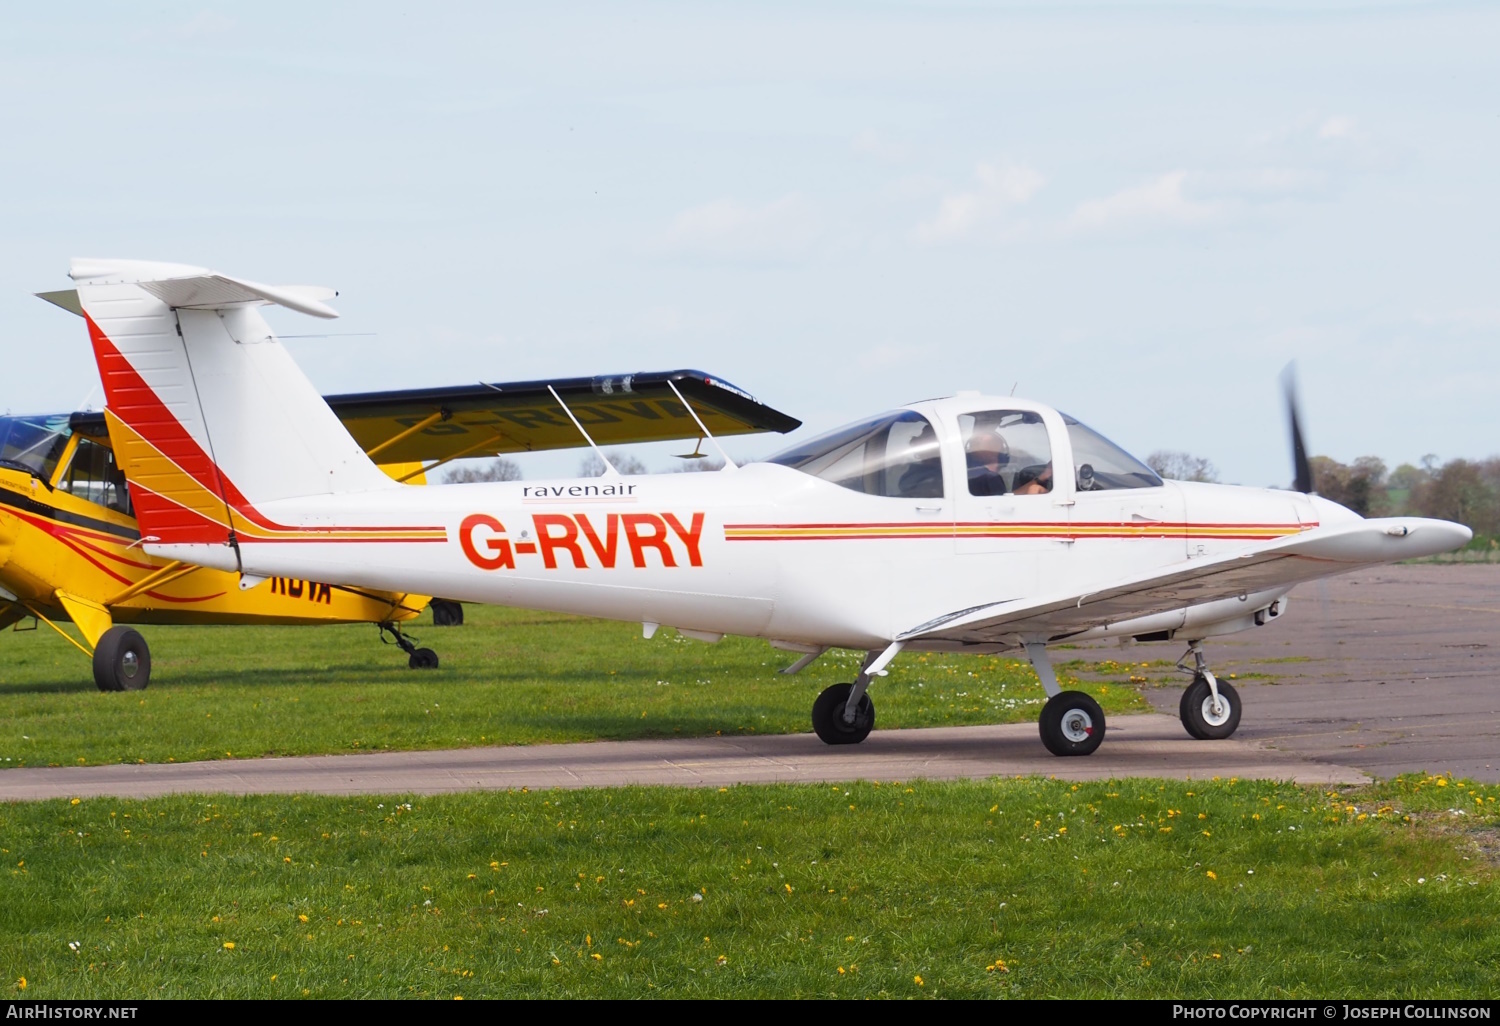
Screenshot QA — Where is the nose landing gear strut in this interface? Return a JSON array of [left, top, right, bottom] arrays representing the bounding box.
[[1176, 642, 1241, 739]]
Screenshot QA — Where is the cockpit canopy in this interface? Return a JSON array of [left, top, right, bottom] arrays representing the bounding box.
[[762, 400, 1161, 498], [0, 414, 71, 481], [764, 410, 943, 499], [0, 413, 133, 514]]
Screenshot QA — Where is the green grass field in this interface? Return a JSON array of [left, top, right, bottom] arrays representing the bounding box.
[[3, 775, 1496, 998], [0, 604, 1147, 769]]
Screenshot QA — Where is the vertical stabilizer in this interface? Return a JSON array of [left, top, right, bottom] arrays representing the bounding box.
[[71, 259, 398, 569]]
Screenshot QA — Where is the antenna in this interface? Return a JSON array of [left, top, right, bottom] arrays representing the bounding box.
[[547, 385, 618, 478], [1010, 381, 1018, 397], [666, 379, 737, 471]]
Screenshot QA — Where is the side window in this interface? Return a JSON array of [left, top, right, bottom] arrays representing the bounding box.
[[59, 438, 133, 514], [1062, 414, 1162, 491], [764, 410, 944, 498], [958, 410, 1053, 497]]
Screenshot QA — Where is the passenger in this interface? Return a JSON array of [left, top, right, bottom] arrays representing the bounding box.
[[966, 430, 1010, 496], [1013, 463, 1053, 495]]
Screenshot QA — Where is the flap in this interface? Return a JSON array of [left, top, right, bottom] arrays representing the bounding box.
[[900, 517, 1472, 645]]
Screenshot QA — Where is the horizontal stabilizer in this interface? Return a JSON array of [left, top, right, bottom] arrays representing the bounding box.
[[68, 259, 338, 319], [901, 517, 1473, 646]]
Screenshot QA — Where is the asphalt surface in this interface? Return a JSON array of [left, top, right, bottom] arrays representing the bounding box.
[[1123, 563, 1500, 782], [0, 713, 1365, 801], [0, 564, 1492, 800]]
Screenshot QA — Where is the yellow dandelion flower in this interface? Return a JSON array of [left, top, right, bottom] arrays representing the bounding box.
[[17, 977, 26, 990], [70, 798, 80, 806], [914, 974, 924, 986], [1205, 871, 1217, 880], [784, 883, 793, 894], [591, 953, 602, 961], [837, 966, 846, 975], [298, 914, 308, 923], [223, 942, 236, 950]]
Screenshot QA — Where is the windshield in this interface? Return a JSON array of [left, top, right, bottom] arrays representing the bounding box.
[[0, 414, 71, 481], [1062, 414, 1162, 490], [763, 410, 944, 498]]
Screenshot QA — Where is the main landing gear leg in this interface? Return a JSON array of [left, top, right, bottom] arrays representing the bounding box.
[[1028, 641, 1105, 757], [1175, 642, 1241, 740], [379, 621, 440, 670], [811, 641, 903, 745]]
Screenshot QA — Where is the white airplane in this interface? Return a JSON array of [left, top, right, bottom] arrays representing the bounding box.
[[62, 258, 1471, 756]]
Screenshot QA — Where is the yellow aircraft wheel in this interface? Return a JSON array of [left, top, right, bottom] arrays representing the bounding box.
[[93, 626, 151, 693]]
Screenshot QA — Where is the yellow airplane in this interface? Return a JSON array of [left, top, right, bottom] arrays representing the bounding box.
[[4, 304, 799, 694], [0, 409, 440, 691]]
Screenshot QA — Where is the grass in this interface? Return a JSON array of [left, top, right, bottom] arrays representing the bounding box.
[[2, 775, 1497, 998], [0, 605, 1146, 769]]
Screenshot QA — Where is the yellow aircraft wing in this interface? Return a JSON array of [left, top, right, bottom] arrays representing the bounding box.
[[322, 370, 802, 465]]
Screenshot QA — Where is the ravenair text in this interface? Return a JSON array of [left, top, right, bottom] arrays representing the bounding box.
[[460, 512, 705, 570], [521, 483, 638, 499]]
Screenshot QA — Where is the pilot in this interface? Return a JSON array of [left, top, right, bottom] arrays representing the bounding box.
[[1012, 462, 1053, 495], [966, 429, 1010, 496]]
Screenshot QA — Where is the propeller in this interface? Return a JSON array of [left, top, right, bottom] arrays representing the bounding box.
[[1281, 362, 1315, 494]]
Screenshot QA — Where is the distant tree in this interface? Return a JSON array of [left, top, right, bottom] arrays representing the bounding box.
[[1416, 459, 1498, 535], [670, 457, 727, 473], [578, 450, 649, 477], [1145, 450, 1218, 483], [444, 457, 522, 483], [1309, 455, 1389, 516]]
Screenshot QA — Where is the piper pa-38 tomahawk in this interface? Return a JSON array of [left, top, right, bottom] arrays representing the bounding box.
[[65, 258, 1470, 756]]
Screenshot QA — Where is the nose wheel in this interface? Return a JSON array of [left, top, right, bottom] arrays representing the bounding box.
[[1179, 675, 1241, 739], [1175, 643, 1241, 739]]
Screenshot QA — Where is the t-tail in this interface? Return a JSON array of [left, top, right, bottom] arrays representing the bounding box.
[[70, 258, 415, 573]]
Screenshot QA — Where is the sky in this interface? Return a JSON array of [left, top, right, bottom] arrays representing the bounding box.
[[1, 1, 1496, 486]]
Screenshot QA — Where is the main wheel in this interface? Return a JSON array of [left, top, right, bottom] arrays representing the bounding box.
[[1179, 676, 1240, 740], [811, 683, 875, 745], [408, 647, 440, 670], [430, 599, 464, 627], [1038, 691, 1105, 756], [93, 627, 151, 693]]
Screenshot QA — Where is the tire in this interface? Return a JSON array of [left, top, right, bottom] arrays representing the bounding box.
[[811, 683, 875, 745], [1038, 690, 1105, 756], [408, 647, 440, 670], [1179, 676, 1240, 740], [430, 599, 464, 627], [93, 627, 151, 693]]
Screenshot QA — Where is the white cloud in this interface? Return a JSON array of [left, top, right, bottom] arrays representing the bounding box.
[[852, 130, 910, 162], [658, 195, 820, 261], [1067, 171, 1220, 235], [1318, 116, 1358, 140], [916, 161, 1045, 244]]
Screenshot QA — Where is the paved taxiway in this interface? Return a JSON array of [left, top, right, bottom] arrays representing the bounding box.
[[0, 564, 1493, 800], [1126, 564, 1500, 783]]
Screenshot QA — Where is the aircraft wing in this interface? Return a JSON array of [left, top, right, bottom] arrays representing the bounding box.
[[900, 517, 1472, 645], [322, 371, 801, 464]]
